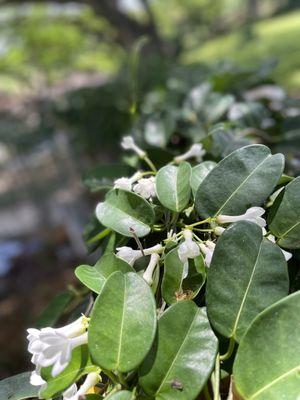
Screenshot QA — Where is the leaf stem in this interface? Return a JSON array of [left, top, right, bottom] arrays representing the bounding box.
[[213, 353, 220, 400], [142, 154, 157, 173], [103, 370, 119, 386], [220, 337, 235, 361], [117, 371, 129, 389], [87, 228, 112, 244], [186, 217, 213, 228]]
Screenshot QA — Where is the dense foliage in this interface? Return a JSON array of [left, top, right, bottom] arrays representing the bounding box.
[[1, 125, 299, 399]]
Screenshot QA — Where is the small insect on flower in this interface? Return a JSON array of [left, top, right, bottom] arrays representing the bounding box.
[[217, 207, 266, 228]]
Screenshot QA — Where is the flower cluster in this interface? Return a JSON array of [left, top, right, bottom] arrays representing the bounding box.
[[27, 316, 89, 393]]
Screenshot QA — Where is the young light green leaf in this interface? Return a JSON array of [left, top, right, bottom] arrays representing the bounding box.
[[75, 253, 133, 294], [0, 372, 39, 400], [195, 145, 284, 218], [190, 161, 216, 197], [233, 291, 300, 400], [268, 176, 300, 249], [139, 301, 218, 400], [88, 272, 157, 372], [40, 345, 97, 399], [162, 248, 205, 305], [96, 189, 155, 237], [156, 162, 192, 212], [206, 221, 289, 342]]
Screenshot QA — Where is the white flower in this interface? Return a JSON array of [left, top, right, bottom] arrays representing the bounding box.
[[63, 372, 100, 400], [113, 171, 143, 192], [116, 243, 162, 266], [116, 246, 142, 265], [267, 235, 292, 261], [27, 316, 89, 377], [143, 253, 160, 285], [121, 136, 146, 158], [244, 85, 285, 102], [217, 207, 266, 228], [178, 230, 200, 264], [199, 240, 216, 267], [114, 177, 132, 191], [133, 177, 156, 199], [174, 144, 205, 163]]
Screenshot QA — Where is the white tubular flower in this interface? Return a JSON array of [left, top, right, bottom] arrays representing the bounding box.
[[63, 372, 100, 400], [121, 136, 146, 158], [174, 144, 205, 163], [116, 246, 142, 265], [178, 230, 200, 264], [27, 316, 89, 377], [267, 235, 292, 261], [133, 177, 156, 199], [116, 243, 162, 266], [217, 207, 266, 228], [114, 177, 132, 191], [143, 253, 160, 285], [199, 240, 216, 267], [114, 171, 143, 192]]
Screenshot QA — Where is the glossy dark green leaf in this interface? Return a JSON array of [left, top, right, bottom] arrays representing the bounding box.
[[156, 162, 192, 212], [206, 221, 289, 342], [107, 390, 134, 400], [83, 164, 134, 192], [233, 292, 300, 400], [139, 301, 218, 400], [162, 248, 205, 304], [190, 161, 216, 197], [89, 272, 157, 372], [0, 372, 39, 400], [35, 291, 74, 329], [41, 345, 97, 399], [196, 145, 284, 218], [96, 189, 155, 237], [75, 253, 133, 294], [269, 176, 300, 249]]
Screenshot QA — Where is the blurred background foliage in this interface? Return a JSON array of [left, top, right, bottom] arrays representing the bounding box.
[[0, 0, 299, 379]]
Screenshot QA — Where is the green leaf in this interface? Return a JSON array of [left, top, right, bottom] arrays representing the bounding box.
[[35, 291, 74, 329], [233, 291, 300, 400], [139, 301, 218, 400], [89, 272, 157, 372], [195, 145, 284, 218], [268, 176, 300, 249], [162, 248, 205, 305], [41, 345, 97, 399], [96, 189, 155, 238], [156, 162, 192, 212], [0, 372, 39, 400], [75, 253, 133, 294], [190, 161, 216, 197], [206, 221, 289, 342], [83, 164, 134, 192], [107, 390, 134, 400]]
